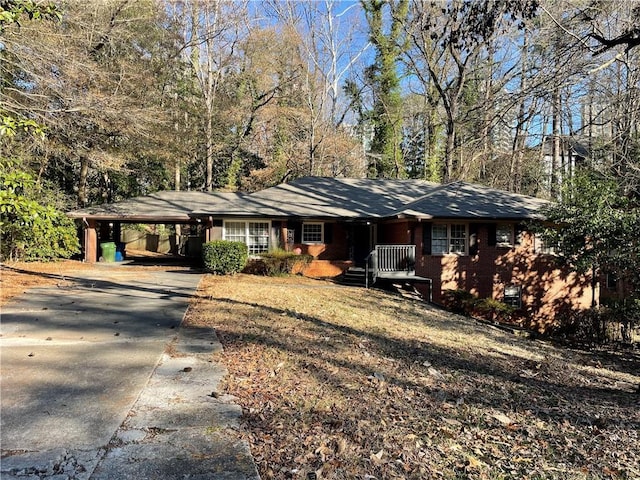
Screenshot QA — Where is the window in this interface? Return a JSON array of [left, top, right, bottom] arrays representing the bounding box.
[[503, 285, 522, 309], [535, 234, 558, 255], [223, 220, 270, 255], [248, 222, 270, 254], [432, 224, 467, 255], [496, 224, 513, 247], [302, 222, 323, 244], [450, 224, 466, 253], [224, 221, 246, 244], [432, 224, 448, 254], [606, 273, 618, 291]]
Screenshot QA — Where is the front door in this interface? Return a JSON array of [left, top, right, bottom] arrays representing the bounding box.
[[351, 223, 374, 267]]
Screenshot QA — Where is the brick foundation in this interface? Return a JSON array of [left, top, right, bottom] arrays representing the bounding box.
[[296, 260, 352, 278]]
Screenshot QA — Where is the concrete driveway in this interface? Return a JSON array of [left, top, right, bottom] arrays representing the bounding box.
[[0, 265, 259, 479]]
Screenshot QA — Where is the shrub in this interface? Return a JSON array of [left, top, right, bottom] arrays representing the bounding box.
[[202, 240, 248, 275], [555, 299, 640, 344], [270, 250, 313, 276], [555, 308, 607, 344], [0, 166, 79, 261], [247, 249, 314, 276], [441, 289, 477, 315], [600, 297, 640, 343], [474, 297, 516, 323]]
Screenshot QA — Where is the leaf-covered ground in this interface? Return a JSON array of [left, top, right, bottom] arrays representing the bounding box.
[[0, 261, 95, 306], [186, 274, 640, 480]]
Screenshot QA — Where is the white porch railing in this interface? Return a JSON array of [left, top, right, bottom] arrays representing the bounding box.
[[376, 244, 416, 273], [365, 244, 416, 287]]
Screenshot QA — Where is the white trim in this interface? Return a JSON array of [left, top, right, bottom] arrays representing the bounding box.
[[431, 223, 468, 256], [302, 222, 324, 244], [223, 219, 272, 254]]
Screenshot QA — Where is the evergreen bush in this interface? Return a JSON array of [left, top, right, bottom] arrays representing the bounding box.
[[258, 249, 313, 276], [441, 289, 477, 315], [0, 165, 79, 261], [474, 297, 516, 322], [202, 240, 248, 275]]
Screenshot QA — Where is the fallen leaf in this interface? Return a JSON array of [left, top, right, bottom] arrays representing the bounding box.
[[491, 412, 514, 426], [441, 417, 462, 427], [370, 449, 384, 464]]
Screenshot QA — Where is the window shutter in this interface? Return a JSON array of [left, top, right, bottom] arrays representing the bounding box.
[[271, 221, 282, 248], [422, 222, 432, 255], [469, 223, 479, 256], [515, 223, 525, 246], [487, 223, 497, 247], [288, 220, 302, 243], [324, 223, 333, 244]]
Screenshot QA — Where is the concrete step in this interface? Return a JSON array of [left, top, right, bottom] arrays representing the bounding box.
[[338, 267, 370, 287]]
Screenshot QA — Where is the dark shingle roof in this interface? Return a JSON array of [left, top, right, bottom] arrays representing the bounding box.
[[68, 177, 548, 222], [394, 182, 548, 220], [192, 177, 439, 219], [68, 191, 241, 221]]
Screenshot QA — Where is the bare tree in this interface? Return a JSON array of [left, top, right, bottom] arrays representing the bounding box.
[[2, 0, 178, 205], [405, 0, 536, 183], [261, 0, 368, 179], [170, 0, 249, 191]]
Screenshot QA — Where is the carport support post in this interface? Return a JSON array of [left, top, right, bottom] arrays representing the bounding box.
[[84, 218, 98, 263], [204, 216, 213, 242], [113, 222, 122, 245]]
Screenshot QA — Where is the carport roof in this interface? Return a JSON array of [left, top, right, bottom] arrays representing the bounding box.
[[67, 191, 241, 222]]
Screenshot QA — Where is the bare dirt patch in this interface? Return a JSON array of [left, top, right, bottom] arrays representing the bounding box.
[[187, 274, 640, 480]]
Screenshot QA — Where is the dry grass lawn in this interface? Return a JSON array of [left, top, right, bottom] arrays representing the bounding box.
[[187, 274, 640, 480], [3, 264, 639, 479]]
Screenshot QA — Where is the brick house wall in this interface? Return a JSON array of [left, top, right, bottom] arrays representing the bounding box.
[[411, 222, 594, 331], [377, 221, 412, 244], [288, 221, 352, 277]]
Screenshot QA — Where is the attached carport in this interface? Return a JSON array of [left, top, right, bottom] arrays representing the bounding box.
[[67, 191, 241, 263]]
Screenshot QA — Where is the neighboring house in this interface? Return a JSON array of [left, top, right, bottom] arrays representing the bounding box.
[[539, 136, 590, 196], [69, 177, 595, 331]]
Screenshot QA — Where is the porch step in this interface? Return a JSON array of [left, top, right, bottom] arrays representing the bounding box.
[[338, 267, 369, 287]]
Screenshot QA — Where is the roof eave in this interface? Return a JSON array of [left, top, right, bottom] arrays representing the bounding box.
[[67, 213, 195, 223]]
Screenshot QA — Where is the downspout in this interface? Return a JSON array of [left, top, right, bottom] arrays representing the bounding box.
[[591, 263, 598, 308], [417, 218, 434, 303]]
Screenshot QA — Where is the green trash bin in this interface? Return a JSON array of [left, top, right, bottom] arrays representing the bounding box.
[[100, 242, 117, 262]]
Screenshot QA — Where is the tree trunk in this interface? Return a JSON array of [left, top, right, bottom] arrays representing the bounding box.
[[511, 34, 528, 193], [444, 114, 456, 182], [206, 103, 214, 191], [551, 87, 561, 199], [480, 43, 495, 183], [78, 156, 89, 207]]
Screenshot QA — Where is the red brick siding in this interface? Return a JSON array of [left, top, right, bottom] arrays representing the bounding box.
[[378, 221, 412, 244], [413, 222, 594, 331], [288, 222, 349, 261], [295, 260, 353, 277]]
